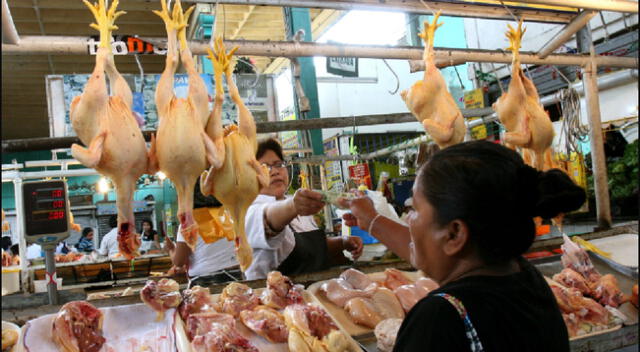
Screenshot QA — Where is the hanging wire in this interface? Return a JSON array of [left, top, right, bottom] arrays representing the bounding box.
[[599, 12, 610, 42], [134, 53, 145, 92], [453, 64, 465, 90], [382, 59, 400, 94], [557, 87, 589, 161], [490, 62, 505, 93], [419, 0, 437, 16]]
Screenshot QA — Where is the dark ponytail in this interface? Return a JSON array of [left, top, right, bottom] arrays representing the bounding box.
[[420, 141, 586, 263]]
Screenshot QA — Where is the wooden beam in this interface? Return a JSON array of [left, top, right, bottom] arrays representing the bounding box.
[[4, 36, 637, 69], [537, 10, 598, 59]]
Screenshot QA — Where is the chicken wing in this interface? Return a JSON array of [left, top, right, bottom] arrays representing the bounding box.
[[320, 278, 376, 308]]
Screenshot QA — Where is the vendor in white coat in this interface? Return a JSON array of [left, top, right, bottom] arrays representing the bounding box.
[[244, 138, 363, 280]]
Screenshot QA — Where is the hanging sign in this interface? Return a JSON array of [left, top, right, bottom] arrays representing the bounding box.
[[87, 35, 167, 55], [348, 163, 372, 189], [326, 57, 359, 77]]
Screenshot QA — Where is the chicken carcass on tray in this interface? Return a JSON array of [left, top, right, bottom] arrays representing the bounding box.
[[381, 268, 414, 291], [546, 278, 620, 337], [552, 268, 592, 296], [260, 271, 305, 310], [187, 312, 258, 352], [339, 268, 377, 290], [590, 274, 628, 308], [284, 303, 358, 352], [400, 11, 465, 149], [631, 284, 638, 308], [344, 288, 405, 329], [375, 318, 403, 352], [70, 0, 147, 259], [178, 285, 217, 321], [560, 234, 601, 283], [52, 301, 106, 352], [320, 278, 377, 308], [200, 37, 270, 272], [491, 19, 555, 170], [149, 0, 222, 250], [240, 305, 289, 343], [217, 282, 261, 317], [140, 278, 182, 321]]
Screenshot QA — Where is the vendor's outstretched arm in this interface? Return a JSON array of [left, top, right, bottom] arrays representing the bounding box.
[[264, 189, 325, 234], [341, 197, 412, 262]]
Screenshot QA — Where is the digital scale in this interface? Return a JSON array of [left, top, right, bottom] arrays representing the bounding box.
[[22, 180, 70, 304]]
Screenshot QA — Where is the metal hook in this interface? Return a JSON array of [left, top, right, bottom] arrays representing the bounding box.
[[419, 0, 436, 16], [134, 52, 145, 93], [382, 59, 400, 95]]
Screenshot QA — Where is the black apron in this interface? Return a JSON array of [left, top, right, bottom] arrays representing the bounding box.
[[277, 228, 330, 276]]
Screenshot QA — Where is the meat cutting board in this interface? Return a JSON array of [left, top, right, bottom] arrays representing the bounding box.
[[308, 270, 421, 338], [175, 288, 361, 352]]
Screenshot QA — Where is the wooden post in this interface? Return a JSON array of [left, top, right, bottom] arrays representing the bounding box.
[[579, 27, 612, 230]]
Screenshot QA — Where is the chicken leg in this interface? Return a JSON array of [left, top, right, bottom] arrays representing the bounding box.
[[400, 11, 465, 149], [152, 0, 219, 250], [71, 0, 146, 259], [492, 19, 554, 170], [200, 38, 269, 272]]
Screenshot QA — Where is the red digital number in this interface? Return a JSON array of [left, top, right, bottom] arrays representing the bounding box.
[[48, 211, 65, 220], [51, 190, 63, 198], [52, 200, 64, 208]]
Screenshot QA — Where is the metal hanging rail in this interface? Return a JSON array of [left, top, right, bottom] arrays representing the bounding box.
[[2, 37, 637, 69]]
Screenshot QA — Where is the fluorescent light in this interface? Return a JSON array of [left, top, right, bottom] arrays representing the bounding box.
[[97, 177, 110, 194]]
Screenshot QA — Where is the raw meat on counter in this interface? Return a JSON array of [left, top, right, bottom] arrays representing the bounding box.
[[344, 288, 405, 329], [187, 312, 258, 352], [70, 0, 146, 260], [340, 268, 377, 290], [632, 284, 638, 308], [217, 282, 261, 317], [55, 252, 85, 263], [320, 277, 377, 308], [557, 235, 627, 308], [2, 327, 19, 352], [374, 318, 403, 352], [379, 268, 414, 291], [240, 306, 289, 343], [284, 303, 358, 352], [140, 278, 182, 321], [393, 277, 439, 313], [552, 268, 592, 296], [179, 285, 217, 320], [260, 271, 305, 309], [199, 37, 270, 272], [52, 301, 105, 352]]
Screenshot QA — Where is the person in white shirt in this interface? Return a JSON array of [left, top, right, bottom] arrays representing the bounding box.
[[165, 179, 239, 286], [244, 138, 363, 280], [97, 215, 120, 258]]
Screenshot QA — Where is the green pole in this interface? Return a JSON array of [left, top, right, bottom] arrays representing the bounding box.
[[284, 7, 324, 156]]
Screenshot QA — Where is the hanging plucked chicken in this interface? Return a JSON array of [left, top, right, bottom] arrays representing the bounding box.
[[70, 0, 147, 259], [401, 11, 465, 149]]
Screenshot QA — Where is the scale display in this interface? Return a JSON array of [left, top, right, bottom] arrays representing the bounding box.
[[22, 180, 70, 245]]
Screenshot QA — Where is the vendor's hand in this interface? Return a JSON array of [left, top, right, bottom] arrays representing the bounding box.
[[343, 236, 364, 260], [292, 188, 325, 216], [340, 196, 378, 231]]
